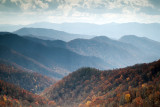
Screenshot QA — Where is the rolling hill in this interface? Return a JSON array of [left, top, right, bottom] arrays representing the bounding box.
[[42, 59, 160, 107], [67, 36, 140, 68], [14, 27, 92, 41], [1, 31, 160, 79], [24, 34, 160, 69], [0, 28, 160, 107], [1, 22, 160, 41], [0, 79, 52, 107], [27, 22, 160, 42], [0, 59, 56, 93], [120, 35, 160, 58], [0, 32, 109, 77], [67, 35, 160, 68], [0, 45, 64, 79]]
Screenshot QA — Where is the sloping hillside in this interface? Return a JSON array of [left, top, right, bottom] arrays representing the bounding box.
[[0, 59, 56, 94], [0, 45, 64, 79], [0, 32, 108, 76], [120, 35, 160, 59], [42, 60, 160, 107], [0, 80, 51, 107], [67, 36, 160, 68], [24, 35, 160, 69]]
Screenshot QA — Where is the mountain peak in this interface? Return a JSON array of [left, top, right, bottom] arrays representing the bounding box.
[[120, 35, 138, 39], [15, 27, 56, 32], [91, 36, 111, 42], [119, 35, 156, 43]]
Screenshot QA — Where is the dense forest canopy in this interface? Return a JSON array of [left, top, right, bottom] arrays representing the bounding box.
[[42, 60, 160, 107]]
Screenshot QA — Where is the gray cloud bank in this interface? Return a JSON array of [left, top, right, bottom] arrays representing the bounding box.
[[0, 0, 160, 24]]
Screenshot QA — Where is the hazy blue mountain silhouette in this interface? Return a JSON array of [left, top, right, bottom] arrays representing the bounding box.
[[24, 34, 160, 68], [14, 27, 92, 41], [67, 36, 142, 68], [0, 32, 109, 78], [1, 22, 160, 41], [27, 22, 160, 42]]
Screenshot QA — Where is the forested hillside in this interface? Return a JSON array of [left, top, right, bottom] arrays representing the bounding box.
[[0, 59, 56, 93], [0, 80, 55, 107], [42, 60, 160, 107], [0, 31, 160, 107], [1, 0, 160, 107]]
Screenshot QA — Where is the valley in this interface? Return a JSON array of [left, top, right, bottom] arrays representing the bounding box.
[[0, 27, 160, 107]]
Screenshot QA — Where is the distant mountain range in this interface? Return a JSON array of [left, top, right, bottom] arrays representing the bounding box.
[[67, 36, 141, 68], [26, 22, 160, 42], [67, 35, 160, 67], [17, 28, 160, 68], [0, 32, 108, 79], [14, 27, 92, 41], [0, 24, 24, 32], [25, 36, 160, 68], [0, 28, 160, 78], [0, 28, 160, 79], [1, 22, 160, 41]]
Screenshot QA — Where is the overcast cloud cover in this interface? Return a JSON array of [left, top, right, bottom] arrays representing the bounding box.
[[0, 0, 160, 24]]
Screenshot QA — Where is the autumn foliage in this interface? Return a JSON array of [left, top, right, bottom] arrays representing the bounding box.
[[42, 59, 160, 107], [0, 79, 52, 106], [0, 60, 57, 106], [0, 60, 56, 93]]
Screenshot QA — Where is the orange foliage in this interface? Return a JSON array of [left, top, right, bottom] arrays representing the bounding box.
[[48, 101, 56, 106], [42, 60, 160, 107], [133, 97, 143, 105], [86, 101, 91, 106], [125, 94, 131, 103]]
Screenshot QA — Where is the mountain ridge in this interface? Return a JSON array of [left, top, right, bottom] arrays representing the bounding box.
[[0, 32, 109, 78], [23, 34, 160, 69], [14, 27, 92, 41], [42, 59, 160, 107], [26, 22, 160, 42], [1, 22, 160, 41]]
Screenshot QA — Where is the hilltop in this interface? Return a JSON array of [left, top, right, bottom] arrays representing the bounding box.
[[42, 59, 160, 107]]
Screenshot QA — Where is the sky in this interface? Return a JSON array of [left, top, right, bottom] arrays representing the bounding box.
[[0, 0, 160, 25]]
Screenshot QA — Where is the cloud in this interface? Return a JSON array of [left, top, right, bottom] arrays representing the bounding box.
[[1, 0, 6, 3], [8, 0, 49, 10], [1, 0, 158, 14], [46, 0, 52, 2], [34, 0, 48, 9], [1, 0, 160, 24], [50, 0, 156, 16], [148, 0, 160, 8]]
